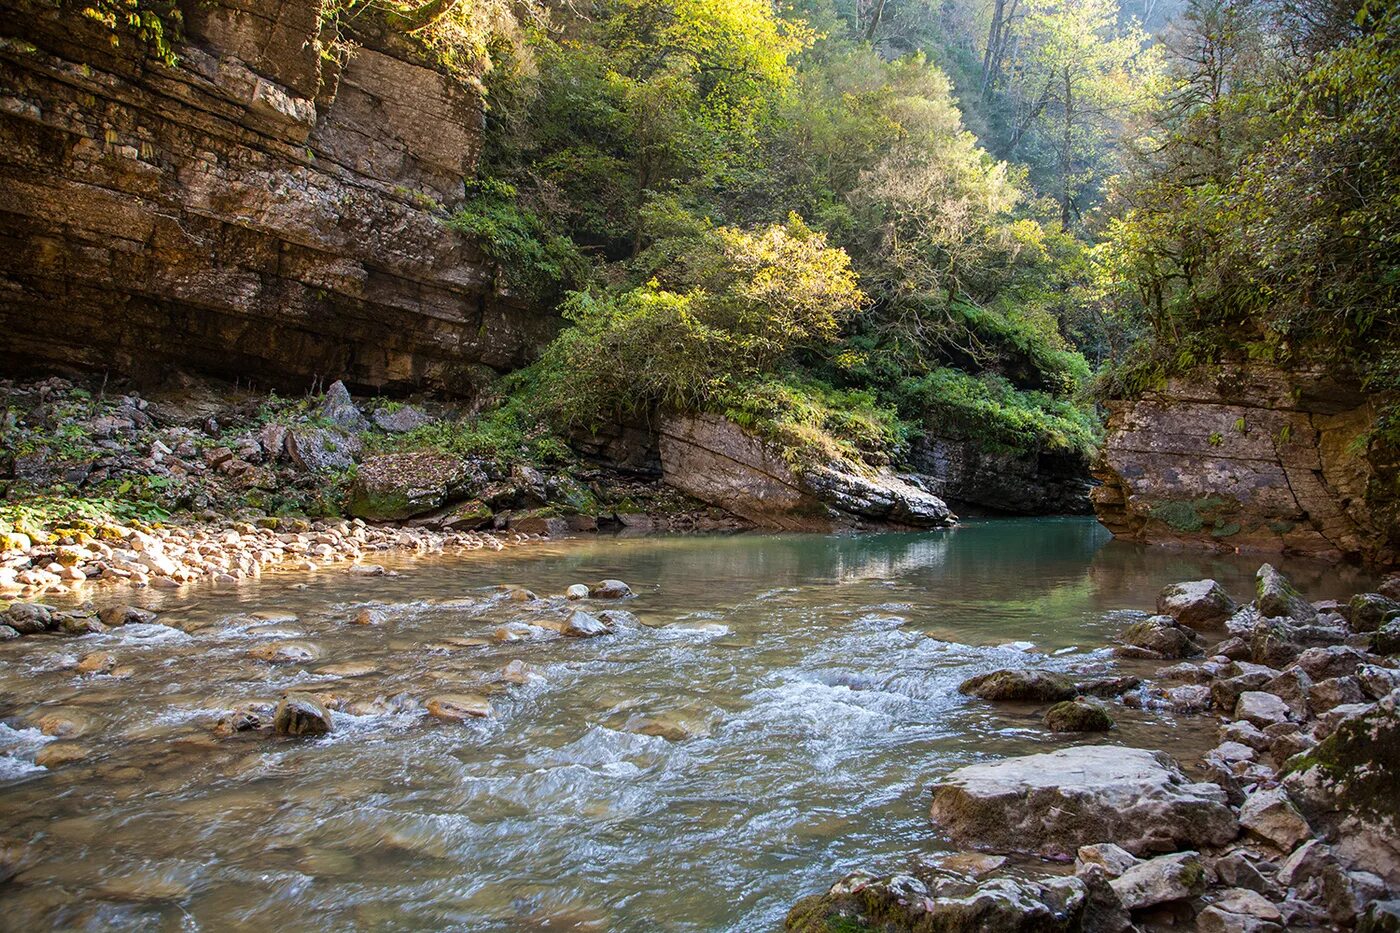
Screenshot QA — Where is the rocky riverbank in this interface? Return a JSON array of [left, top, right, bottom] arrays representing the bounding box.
[[787, 564, 1400, 932], [0, 373, 744, 598]]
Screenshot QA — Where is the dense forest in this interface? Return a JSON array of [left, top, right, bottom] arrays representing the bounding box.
[[292, 0, 1396, 482]]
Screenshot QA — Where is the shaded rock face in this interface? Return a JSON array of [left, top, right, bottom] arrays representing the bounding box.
[[0, 0, 555, 393], [1093, 364, 1397, 566], [658, 413, 955, 530], [1283, 688, 1400, 887], [909, 434, 1095, 515], [928, 745, 1238, 859]]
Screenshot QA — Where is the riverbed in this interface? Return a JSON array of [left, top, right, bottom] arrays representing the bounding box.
[[0, 517, 1375, 930]]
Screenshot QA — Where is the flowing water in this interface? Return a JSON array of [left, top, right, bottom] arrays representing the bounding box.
[[0, 518, 1376, 931]]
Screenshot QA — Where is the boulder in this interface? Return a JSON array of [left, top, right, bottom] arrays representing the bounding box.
[[346, 452, 475, 521], [561, 609, 610, 638], [372, 405, 432, 434], [1109, 851, 1207, 910], [3, 602, 53, 635], [1238, 787, 1311, 851], [1213, 672, 1274, 712], [1296, 645, 1372, 680], [1256, 564, 1318, 623], [1044, 700, 1114, 732], [1262, 668, 1311, 718], [1360, 900, 1400, 933], [958, 669, 1077, 703], [1118, 615, 1201, 659], [1075, 675, 1142, 698], [589, 579, 634, 599], [274, 694, 332, 736], [1284, 689, 1400, 886], [0, 625, 18, 641], [1373, 620, 1400, 656], [286, 425, 361, 473], [1350, 594, 1400, 633], [1158, 580, 1238, 629], [318, 381, 369, 432], [1307, 676, 1365, 714], [1358, 665, 1400, 700], [1076, 843, 1140, 878], [1235, 691, 1291, 727], [928, 746, 1237, 859], [658, 413, 955, 530], [565, 584, 590, 600], [784, 868, 1117, 933]]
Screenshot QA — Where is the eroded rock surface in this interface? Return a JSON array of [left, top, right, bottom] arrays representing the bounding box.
[[0, 0, 554, 392], [928, 745, 1238, 859], [1092, 364, 1397, 565], [658, 413, 955, 530]]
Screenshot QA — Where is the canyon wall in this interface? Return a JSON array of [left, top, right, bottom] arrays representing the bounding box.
[[0, 0, 554, 393], [1093, 363, 1398, 566]]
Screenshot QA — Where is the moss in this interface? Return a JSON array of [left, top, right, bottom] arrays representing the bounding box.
[[1152, 500, 1204, 532], [1211, 521, 1242, 538], [1282, 700, 1400, 826]]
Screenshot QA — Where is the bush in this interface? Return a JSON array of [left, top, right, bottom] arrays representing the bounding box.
[[446, 178, 587, 303]]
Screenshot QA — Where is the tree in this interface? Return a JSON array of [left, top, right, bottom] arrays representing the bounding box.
[[996, 0, 1156, 222]]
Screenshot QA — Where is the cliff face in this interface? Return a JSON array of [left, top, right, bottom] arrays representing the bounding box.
[[908, 435, 1093, 515], [0, 0, 554, 393], [1093, 364, 1398, 566]]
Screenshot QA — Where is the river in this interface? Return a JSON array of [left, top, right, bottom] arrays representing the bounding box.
[[0, 517, 1375, 930]]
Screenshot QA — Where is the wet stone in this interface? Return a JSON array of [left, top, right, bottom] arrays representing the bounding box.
[[426, 694, 492, 721], [274, 694, 333, 736], [958, 669, 1077, 703]]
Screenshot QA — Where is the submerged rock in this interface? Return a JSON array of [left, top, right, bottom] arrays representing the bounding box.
[[958, 669, 1077, 703], [274, 694, 332, 736], [426, 694, 492, 721], [928, 745, 1237, 859]]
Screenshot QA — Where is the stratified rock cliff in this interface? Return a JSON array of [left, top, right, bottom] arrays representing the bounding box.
[[0, 0, 554, 392], [1093, 364, 1398, 566]]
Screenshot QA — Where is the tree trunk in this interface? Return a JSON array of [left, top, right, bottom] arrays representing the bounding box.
[[1060, 68, 1074, 226]]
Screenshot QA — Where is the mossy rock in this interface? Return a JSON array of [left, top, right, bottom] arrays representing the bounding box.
[[1350, 593, 1400, 633], [347, 452, 475, 521], [1044, 700, 1113, 733], [959, 669, 1077, 703]]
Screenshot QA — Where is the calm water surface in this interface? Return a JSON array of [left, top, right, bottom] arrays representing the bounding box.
[[0, 518, 1374, 930]]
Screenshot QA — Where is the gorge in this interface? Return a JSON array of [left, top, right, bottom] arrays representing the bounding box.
[[1, 0, 1398, 930]]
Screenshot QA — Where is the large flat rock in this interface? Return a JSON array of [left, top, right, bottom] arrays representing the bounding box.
[[658, 413, 954, 530], [929, 745, 1238, 859]]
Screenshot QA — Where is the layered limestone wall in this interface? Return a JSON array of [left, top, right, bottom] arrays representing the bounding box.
[[0, 0, 554, 392], [1093, 364, 1398, 566]]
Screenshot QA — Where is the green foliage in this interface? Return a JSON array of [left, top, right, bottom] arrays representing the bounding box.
[[528, 215, 865, 428], [373, 395, 568, 464], [73, 0, 182, 65], [718, 375, 907, 468], [447, 178, 587, 301], [1100, 0, 1400, 421], [891, 367, 1099, 457]]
